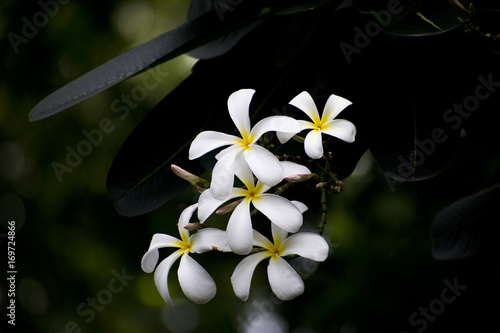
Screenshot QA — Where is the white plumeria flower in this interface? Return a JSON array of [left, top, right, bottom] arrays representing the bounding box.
[[198, 160, 311, 255], [141, 204, 230, 305], [189, 89, 300, 200], [280, 91, 356, 159], [231, 222, 329, 301]]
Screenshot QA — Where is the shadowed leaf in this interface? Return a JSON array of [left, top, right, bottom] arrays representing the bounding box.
[[29, 2, 269, 121], [383, 1, 466, 36], [358, 35, 466, 181], [187, 0, 267, 59], [431, 183, 500, 260], [269, 0, 332, 15], [106, 20, 297, 216]]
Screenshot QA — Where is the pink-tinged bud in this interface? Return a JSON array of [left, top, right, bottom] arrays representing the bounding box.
[[171, 164, 209, 187], [184, 222, 201, 231], [286, 173, 317, 183], [216, 199, 243, 215], [316, 182, 326, 189]]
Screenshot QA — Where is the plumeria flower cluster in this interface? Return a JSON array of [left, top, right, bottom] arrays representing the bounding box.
[[142, 89, 356, 304]]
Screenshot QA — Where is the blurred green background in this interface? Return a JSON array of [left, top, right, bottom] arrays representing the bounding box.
[[1, 1, 498, 332]]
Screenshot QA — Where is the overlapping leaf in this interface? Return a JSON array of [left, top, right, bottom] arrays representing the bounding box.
[[269, 0, 332, 14], [29, 1, 269, 121], [106, 17, 301, 216], [383, 1, 467, 36], [354, 0, 466, 36], [431, 183, 500, 260], [358, 35, 467, 182]]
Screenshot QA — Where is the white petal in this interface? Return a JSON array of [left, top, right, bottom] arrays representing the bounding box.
[[153, 249, 183, 305], [227, 199, 254, 255], [281, 233, 329, 261], [231, 251, 271, 301], [322, 119, 357, 143], [178, 254, 217, 304], [141, 233, 182, 273], [190, 228, 231, 253], [189, 131, 239, 160], [276, 131, 296, 144], [277, 119, 313, 143], [253, 194, 302, 233], [243, 145, 283, 187], [255, 181, 271, 194], [289, 91, 320, 124], [290, 200, 308, 214], [227, 89, 255, 137], [198, 187, 242, 222], [250, 116, 300, 142], [303, 129, 323, 159], [322, 93, 352, 122], [177, 204, 198, 242], [252, 229, 274, 249], [210, 148, 241, 200], [233, 152, 255, 190], [214, 144, 238, 160], [298, 119, 316, 130], [280, 161, 311, 178], [271, 223, 288, 245], [267, 256, 304, 301]]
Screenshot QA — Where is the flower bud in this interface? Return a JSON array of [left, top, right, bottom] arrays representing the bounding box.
[[171, 164, 209, 188], [216, 199, 243, 215], [184, 222, 201, 231], [286, 173, 317, 183], [316, 182, 326, 189]]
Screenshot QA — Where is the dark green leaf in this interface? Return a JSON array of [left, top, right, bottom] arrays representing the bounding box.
[[383, 1, 467, 36], [475, 0, 500, 35], [353, 0, 466, 36], [29, 2, 269, 121], [353, 0, 421, 17], [269, 0, 332, 15], [272, 11, 321, 66], [187, 0, 266, 59], [460, 46, 500, 146], [106, 73, 230, 216], [431, 183, 500, 260], [358, 35, 467, 182]]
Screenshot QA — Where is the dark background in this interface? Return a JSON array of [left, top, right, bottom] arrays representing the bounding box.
[[1, 1, 498, 332]]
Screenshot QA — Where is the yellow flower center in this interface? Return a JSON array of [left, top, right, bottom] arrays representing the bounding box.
[[313, 117, 327, 132], [180, 242, 191, 253], [243, 188, 257, 201], [176, 238, 192, 254], [265, 237, 285, 258], [241, 181, 264, 201], [236, 132, 254, 150], [267, 244, 283, 258]]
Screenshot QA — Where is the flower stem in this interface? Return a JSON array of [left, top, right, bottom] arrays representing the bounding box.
[[274, 181, 295, 196], [318, 186, 328, 235]]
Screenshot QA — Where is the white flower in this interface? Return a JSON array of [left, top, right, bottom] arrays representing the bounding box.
[[189, 89, 300, 199], [141, 204, 230, 305], [231, 222, 329, 301], [280, 91, 356, 159], [197, 160, 310, 255]]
